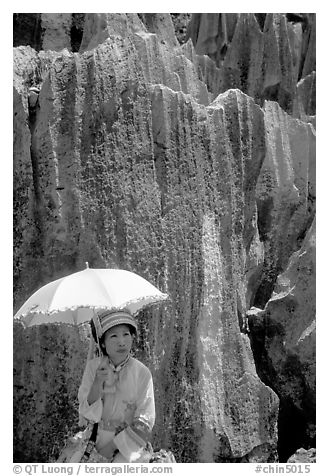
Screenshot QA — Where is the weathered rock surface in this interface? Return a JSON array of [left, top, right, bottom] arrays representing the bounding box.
[[14, 13, 85, 53], [13, 12, 315, 463], [293, 72, 316, 122], [14, 14, 42, 50], [254, 101, 315, 307], [186, 13, 316, 117], [14, 321, 87, 462], [287, 447, 316, 463], [248, 218, 315, 461]]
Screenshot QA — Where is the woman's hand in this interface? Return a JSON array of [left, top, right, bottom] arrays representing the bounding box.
[[95, 359, 110, 385], [87, 358, 109, 404]]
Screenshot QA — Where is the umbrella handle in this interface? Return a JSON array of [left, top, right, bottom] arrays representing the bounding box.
[[92, 310, 102, 356], [87, 336, 97, 360]]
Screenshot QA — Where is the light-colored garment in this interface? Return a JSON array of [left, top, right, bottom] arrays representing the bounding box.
[[78, 355, 155, 462]]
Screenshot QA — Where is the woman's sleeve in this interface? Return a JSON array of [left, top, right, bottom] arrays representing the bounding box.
[[78, 358, 103, 423], [113, 367, 155, 462]]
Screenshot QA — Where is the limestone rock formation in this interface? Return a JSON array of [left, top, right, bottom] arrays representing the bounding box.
[[13, 321, 87, 461], [254, 101, 315, 307], [247, 218, 315, 461], [287, 447, 316, 463], [186, 13, 316, 116], [13, 12, 315, 463]]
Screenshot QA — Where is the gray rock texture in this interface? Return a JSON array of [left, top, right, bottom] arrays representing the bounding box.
[[248, 219, 315, 461], [186, 13, 316, 115]]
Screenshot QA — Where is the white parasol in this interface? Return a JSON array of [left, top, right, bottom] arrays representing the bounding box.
[[14, 264, 168, 327]]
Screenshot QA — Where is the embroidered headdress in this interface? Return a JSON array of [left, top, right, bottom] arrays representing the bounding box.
[[94, 310, 137, 338]]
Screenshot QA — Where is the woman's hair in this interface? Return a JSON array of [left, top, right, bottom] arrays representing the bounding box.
[[90, 319, 136, 356]]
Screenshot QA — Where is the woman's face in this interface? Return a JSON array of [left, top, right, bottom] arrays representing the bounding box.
[[103, 324, 133, 365]]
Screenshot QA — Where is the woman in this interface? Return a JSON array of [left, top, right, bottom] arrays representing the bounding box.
[[78, 309, 155, 462]]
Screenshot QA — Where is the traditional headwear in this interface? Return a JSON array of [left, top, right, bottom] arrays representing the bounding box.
[[94, 309, 138, 338]]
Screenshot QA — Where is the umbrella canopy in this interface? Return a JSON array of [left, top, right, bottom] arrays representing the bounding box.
[[14, 266, 168, 327]]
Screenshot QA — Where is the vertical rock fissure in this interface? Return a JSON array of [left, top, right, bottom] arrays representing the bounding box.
[[70, 13, 85, 52], [27, 90, 44, 257]]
